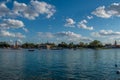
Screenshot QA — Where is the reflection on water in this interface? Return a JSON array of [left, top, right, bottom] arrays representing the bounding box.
[[0, 49, 120, 80]]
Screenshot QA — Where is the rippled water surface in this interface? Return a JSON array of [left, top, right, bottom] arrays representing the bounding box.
[[0, 49, 120, 80]]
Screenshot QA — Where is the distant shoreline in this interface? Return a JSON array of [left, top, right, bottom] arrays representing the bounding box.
[[0, 40, 119, 50]]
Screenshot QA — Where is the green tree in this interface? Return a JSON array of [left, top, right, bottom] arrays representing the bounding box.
[[68, 42, 74, 48], [58, 42, 68, 48], [0, 42, 10, 48], [21, 43, 36, 48], [78, 42, 85, 47], [88, 40, 103, 48]]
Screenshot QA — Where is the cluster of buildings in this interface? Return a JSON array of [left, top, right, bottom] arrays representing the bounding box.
[[39, 44, 53, 50], [105, 41, 120, 48], [8, 40, 120, 49]]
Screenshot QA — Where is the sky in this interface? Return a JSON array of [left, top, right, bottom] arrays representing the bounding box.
[[0, 0, 120, 44]]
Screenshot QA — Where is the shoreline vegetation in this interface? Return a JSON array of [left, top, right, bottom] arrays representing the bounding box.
[[0, 40, 119, 50]]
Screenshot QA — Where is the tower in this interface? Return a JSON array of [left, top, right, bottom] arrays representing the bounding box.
[[114, 40, 117, 46], [14, 40, 18, 48]]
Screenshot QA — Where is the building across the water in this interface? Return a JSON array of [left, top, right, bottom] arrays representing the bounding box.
[[113, 40, 120, 48], [39, 44, 52, 49], [114, 40, 117, 46], [11, 40, 21, 49], [105, 40, 120, 48]]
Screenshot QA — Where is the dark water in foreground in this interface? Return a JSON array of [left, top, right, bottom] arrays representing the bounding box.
[[0, 49, 120, 80]]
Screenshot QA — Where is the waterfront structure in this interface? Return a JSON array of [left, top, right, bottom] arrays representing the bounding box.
[[11, 40, 21, 49], [113, 40, 120, 48], [114, 40, 117, 46], [39, 44, 52, 49]]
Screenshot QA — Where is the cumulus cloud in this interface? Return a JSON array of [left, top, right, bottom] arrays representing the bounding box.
[[99, 30, 120, 35], [91, 30, 120, 37], [92, 6, 111, 18], [91, 30, 120, 43], [55, 31, 81, 38], [92, 3, 120, 18], [31, 0, 56, 18], [0, 30, 15, 37], [38, 32, 54, 38], [13, 0, 55, 20], [64, 18, 94, 30], [13, 1, 39, 20], [22, 27, 29, 32], [64, 18, 76, 27], [0, 0, 56, 40], [87, 16, 93, 19], [15, 32, 26, 38], [0, 19, 24, 29], [17, 39, 23, 44], [0, 2, 10, 18], [0, 30, 25, 38], [91, 32, 102, 37], [37, 31, 92, 42], [55, 31, 92, 42], [77, 20, 93, 30], [0, 0, 56, 20]]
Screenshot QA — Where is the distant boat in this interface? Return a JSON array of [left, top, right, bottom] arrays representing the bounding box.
[[28, 49, 35, 51]]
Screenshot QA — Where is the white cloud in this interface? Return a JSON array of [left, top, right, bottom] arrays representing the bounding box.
[[64, 18, 76, 27], [91, 30, 120, 37], [0, 30, 25, 38], [92, 3, 120, 18], [56, 31, 92, 42], [55, 31, 81, 38], [99, 30, 120, 35], [17, 39, 23, 44], [31, 0, 56, 18], [0, 3, 10, 18], [0, 30, 15, 37], [91, 30, 120, 44], [13, 1, 56, 20], [64, 18, 94, 31], [37, 31, 92, 42], [77, 19, 93, 30], [15, 32, 25, 38], [91, 32, 102, 37], [38, 32, 54, 38], [0, 0, 56, 41], [92, 6, 111, 18], [0, 19, 24, 29], [87, 16, 93, 19], [22, 27, 29, 32], [13, 1, 39, 20], [0, 0, 56, 20]]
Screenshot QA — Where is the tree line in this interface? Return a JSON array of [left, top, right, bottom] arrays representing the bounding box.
[[0, 40, 104, 49]]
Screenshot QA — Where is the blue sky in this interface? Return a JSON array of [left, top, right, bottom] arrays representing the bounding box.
[[0, 0, 120, 44]]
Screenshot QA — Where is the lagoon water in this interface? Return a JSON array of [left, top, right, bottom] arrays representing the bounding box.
[[0, 49, 120, 80]]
